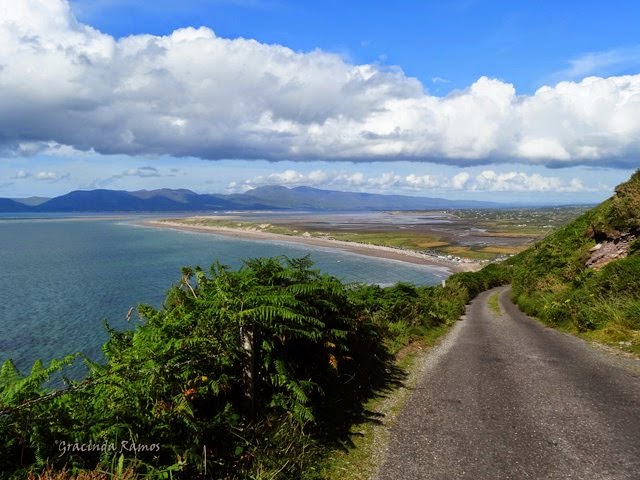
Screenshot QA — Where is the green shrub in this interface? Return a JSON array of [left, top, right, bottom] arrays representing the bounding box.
[[0, 257, 396, 479]]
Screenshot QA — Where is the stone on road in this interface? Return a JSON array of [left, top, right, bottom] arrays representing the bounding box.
[[376, 286, 640, 480]]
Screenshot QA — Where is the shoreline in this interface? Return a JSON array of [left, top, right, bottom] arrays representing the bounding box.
[[141, 219, 482, 273]]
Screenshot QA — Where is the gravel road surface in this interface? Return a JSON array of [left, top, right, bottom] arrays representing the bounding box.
[[376, 286, 640, 480]]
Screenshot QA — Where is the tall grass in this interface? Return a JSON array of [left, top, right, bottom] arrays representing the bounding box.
[[509, 170, 640, 354]]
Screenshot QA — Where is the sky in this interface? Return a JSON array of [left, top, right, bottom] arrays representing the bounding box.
[[0, 0, 639, 204]]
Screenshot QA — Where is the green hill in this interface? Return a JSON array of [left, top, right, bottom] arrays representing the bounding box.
[[507, 170, 640, 354]]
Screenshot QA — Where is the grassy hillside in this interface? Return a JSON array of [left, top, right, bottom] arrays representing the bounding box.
[[509, 170, 640, 354]]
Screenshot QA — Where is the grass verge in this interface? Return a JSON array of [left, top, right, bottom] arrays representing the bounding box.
[[317, 325, 452, 480], [488, 292, 502, 316]]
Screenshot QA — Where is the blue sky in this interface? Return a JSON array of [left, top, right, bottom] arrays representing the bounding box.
[[70, 0, 640, 94], [0, 0, 638, 203]]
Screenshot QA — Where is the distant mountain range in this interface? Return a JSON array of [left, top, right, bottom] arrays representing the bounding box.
[[1, 186, 500, 212]]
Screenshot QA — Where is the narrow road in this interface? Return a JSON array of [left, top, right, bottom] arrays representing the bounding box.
[[376, 286, 640, 480]]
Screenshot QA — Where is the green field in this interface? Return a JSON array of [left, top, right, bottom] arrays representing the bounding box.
[[161, 206, 589, 261]]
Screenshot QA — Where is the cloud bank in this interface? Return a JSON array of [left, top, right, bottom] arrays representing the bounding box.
[[1, 0, 640, 167], [232, 169, 595, 194]]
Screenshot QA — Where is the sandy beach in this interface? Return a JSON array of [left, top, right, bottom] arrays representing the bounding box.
[[142, 219, 482, 273]]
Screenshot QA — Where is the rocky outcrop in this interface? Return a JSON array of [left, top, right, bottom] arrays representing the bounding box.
[[585, 232, 636, 269]]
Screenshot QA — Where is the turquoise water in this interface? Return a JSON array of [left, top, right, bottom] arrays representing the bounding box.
[[0, 217, 447, 373]]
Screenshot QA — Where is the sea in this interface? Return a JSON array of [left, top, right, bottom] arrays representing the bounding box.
[[0, 214, 448, 375]]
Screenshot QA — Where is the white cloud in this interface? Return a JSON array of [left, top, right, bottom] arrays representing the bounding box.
[[240, 169, 369, 190], [94, 165, 178, 187], [119, 166, 164, 178], [452, 172, 470, 190], [1, 0, 640, 168], [35, 171, 66, 181], [404, 173, 442, 189], [249, 170, 305, 186], [11, 141, 96, 158], [235, 168, 595, 194], [367, 172, 402, 188], [11, 169, 69, 182], [471, 170, 591, 192], [554, 46, 640, 80]]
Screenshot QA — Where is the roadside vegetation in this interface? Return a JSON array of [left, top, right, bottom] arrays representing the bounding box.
[[0, 257, 508, 479], [488, 292, 502, 316], [1, 172, 636, 479], [509, 170, 640, 354]]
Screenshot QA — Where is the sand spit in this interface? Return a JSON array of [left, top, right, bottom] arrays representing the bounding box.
[[142, 219, 482, 273]]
